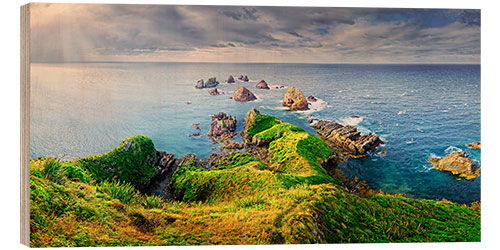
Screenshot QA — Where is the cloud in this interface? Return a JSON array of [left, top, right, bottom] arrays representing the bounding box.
[[29, 3, 480, 63]]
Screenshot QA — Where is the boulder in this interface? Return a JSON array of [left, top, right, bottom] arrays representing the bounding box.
[[195, 79, 204, 89], [208, 88, 220, 96], [282, 86, 309, 110], [234, 86, 257, 102], [466, 142, 481, 149], [307, 95, 318, 102], [227, 75, 235, 83], [256, 80, 270, 89], [208, 112, 237, 137], [428, 151, 480, 179], [311, 120, 384, 156]]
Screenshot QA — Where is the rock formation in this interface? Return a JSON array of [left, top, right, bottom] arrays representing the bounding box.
[[256, 80, 270, 89], [205, 77, 219, 88], [238, 75, 249, 82], [208, 112, 237, 137], [233, 86, 257, 102], [282, 86, 309, 110], [310, 120, 384, 156], [195, 77, 219, 89], [195, 79, 204, 89], [208, 88, 220, 96], [227, 75, 235, 83], [428, 151, 480, 179], [466, 142, 481, 149]]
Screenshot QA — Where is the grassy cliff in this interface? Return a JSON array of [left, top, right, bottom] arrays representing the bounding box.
[[29, 111, 480, 247]]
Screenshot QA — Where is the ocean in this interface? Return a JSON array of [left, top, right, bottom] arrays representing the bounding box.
[[30, 62, 481, 204]]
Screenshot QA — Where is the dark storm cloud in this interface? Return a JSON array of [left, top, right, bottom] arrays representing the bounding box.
[[30, 4, 480, 63]]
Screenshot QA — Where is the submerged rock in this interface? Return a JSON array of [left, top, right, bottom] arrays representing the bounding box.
[[234, 86, 257, 102], [428, 151, 480, 179], [282, 86, 309, 110], [311, 120, 384, 156], [209, 112, 237, 137], [208, 88, 220, 96], [256, 80, 270, 89], [466, 142, 481, 149], [227, 75, 235, 83]]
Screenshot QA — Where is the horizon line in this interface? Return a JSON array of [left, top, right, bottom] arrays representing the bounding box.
[[31, 61, 481, 65]]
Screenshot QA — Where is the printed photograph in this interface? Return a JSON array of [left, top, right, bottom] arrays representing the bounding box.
[[27, 3, 480, 246]]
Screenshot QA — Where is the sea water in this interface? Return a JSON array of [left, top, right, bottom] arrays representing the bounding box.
[[30, 62, 480, 204]]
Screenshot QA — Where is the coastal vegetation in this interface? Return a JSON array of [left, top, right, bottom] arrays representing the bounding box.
[[30, 109, 480, 247]]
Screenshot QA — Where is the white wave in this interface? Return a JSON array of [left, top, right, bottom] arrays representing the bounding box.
[[259, 105, 288, 111], [340, 116, 364, 126], [397, 110, 407, 115], [416, 128, 424, 133], [296, 98, 329, 114], [445, 146, 462, 154]]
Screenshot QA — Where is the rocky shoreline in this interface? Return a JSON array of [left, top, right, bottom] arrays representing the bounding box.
[[309, 119, 384, 156]]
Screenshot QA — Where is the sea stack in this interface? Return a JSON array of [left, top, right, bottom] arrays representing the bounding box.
[[227, 75, 235, 83], [234, 86, 257, 102], [428, 151, 480, 179], [282, 86, 309, 110], [256, 80, 270, 89], [205, 77, 219, 88]]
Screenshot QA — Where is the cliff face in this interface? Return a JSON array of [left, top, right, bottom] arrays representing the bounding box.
[[29, 109, 480, 247]]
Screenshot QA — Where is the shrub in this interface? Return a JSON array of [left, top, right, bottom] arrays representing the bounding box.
[[97, 180, 139, 204]]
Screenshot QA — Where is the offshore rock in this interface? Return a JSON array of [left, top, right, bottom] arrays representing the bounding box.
[[209, 112, 237, 137], [282, 86, 309, 110], [428, 151, 480, 179], [227, 75, 235, 83], [311, 120, 384, 156], [466, 142, 481, 149], [234, 86, 257, 102], [256, 80, 270, 89], [195, 79, 204, 89], [205, 77, 219, 88], [208, 88, 220, 96]]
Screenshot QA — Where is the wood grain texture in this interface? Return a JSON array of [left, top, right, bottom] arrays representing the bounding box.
[[20, 3, 30, 246]]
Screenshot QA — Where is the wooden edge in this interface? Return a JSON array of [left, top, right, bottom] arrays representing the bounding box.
[[20, 3, 30, 247]]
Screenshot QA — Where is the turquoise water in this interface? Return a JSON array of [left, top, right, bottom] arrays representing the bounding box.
[[30, 62, 480, 204]]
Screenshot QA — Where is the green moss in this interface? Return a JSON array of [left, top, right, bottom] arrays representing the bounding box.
[[254, 123, 304, 141], [245, 113, 282, 136], [74, 135, 157, 188]]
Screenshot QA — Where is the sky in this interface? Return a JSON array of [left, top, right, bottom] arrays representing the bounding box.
[[30, 3, 480, 64]]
